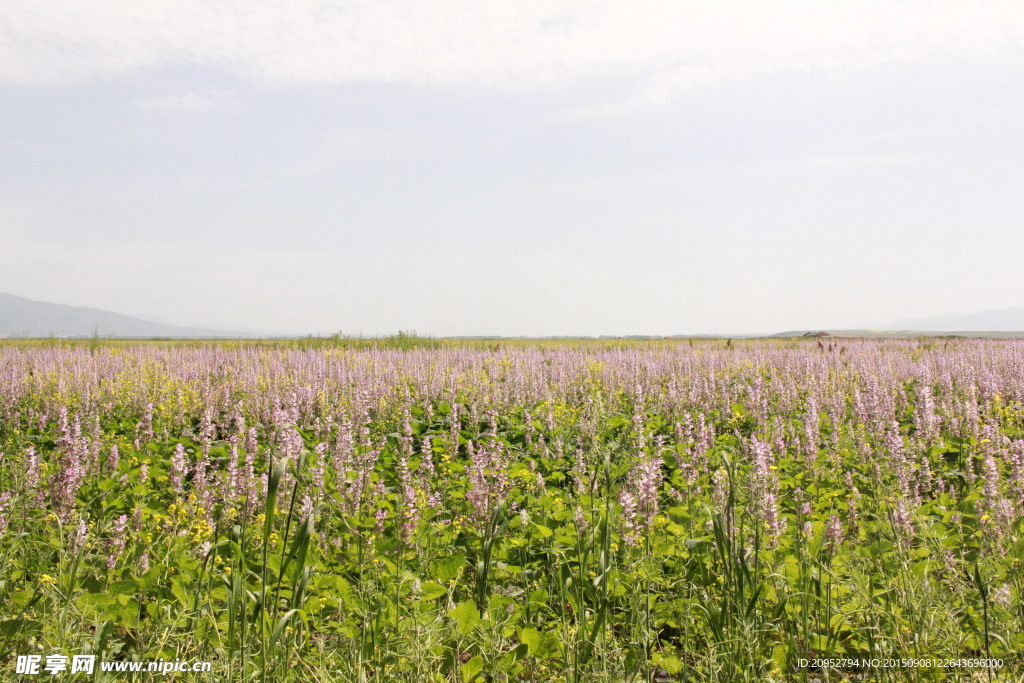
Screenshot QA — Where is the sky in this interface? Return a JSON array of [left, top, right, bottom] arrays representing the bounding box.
[[2, 1, 1023, 336]]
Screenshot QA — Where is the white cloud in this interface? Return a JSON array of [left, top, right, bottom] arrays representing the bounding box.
[[788, 153, 933, 171], [2, 0, 1023, 92], [131, 91, 235, 113]]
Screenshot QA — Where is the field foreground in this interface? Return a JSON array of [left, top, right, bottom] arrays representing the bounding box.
[[1, 339, 1022, 681]]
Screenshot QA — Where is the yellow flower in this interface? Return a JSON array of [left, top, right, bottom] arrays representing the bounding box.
[[190, 518, 213, 542], [39, 574, 56, 587]]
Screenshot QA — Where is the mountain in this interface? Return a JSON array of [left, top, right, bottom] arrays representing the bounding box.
[[768, 308, 1024, 338], [0, 292, 259, 338], [884, 308, 1024, 332], [771, 329, 1024, 338]]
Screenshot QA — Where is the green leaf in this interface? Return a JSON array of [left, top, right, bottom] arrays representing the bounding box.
[[451, 601, 480, 636], [772, 645, 788, 672], [809, 634, 832, 653], [170, 579, 188, 606], [419, 581, 448, 601], [113, 599, 139, 627], [10, 590, 34, 609], [0, 618, 42, 638], [654, 654, 683, 675], [177, 557, 199, 572], [502, 644, 529, 668], [531, 523, 553, 538], [520, 626, 541, 656], [460, 654, 483, 682], [270, 609, 301, 648], [520, 626, 558, 659], [435, 553, 466, 583]]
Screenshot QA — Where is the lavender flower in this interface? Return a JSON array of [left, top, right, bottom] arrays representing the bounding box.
[[748, 437, 784, 539], [465, 439, 512, 527], [0, 491, 12, 535], [106, 444, 119, 473], [711, 467, 729, 512], [25, 445, 44, 508], [397, 451, 420, 544], [169, 444, 189, 495], [824, 514, 844, 546], [891, 497, 914, 545], [69, 517, 88, 555], [106, 514, 129, 569], [137, 403, 154, 447], [618, 449, 663, 546], [618, 490, 640, 546]]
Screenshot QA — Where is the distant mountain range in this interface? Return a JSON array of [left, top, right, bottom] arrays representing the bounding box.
[[772, 329, 1024, 339], [0, 292, 260, 338], [3, 292, 1023, 339], [772, 308, 1024, 338], [774, 308, 1024, 338]]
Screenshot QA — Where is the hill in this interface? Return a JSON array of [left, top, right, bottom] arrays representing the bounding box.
[[0, 292, 253, 338]]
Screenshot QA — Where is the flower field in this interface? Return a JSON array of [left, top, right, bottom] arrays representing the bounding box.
[[1, 339, 1022, 681]]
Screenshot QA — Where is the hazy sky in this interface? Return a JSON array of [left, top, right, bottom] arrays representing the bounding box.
[[2, 1, 1023, 335]]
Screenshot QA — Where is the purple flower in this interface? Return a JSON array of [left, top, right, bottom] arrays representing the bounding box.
[[25, 445, 44, 507], [397, 452, 420, 544], [106, 514, 129, 569], [748, 437, 784, 539], [0, 491, 12, 535], [619, 490, 639, 546], [106, 445, 120, 473], [825, 514, 843, 546], [465, 438, 512, 527], [618, 449, 663, 546], [891, 497, 913, 545], [69, 518, 88, 555], [169, 444, 189, 495]]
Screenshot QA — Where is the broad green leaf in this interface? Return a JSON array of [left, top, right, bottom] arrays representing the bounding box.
[[451, 601, 480, 635], [520, 626, 541, 655], [654, 654, 683, 675], [419, 581, 447, 601], [170, 579, 188, 606], [460, 654, 483, 682], [435, 553, 466, 583]]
